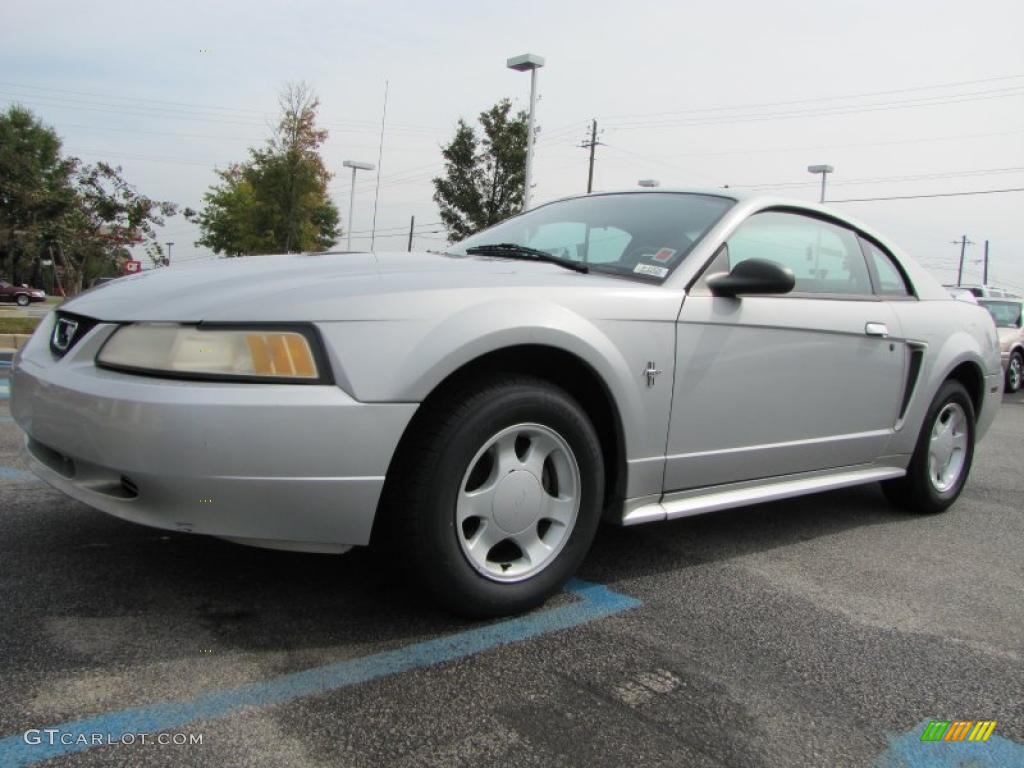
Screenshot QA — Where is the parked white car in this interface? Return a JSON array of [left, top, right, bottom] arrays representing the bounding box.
[[978, 298, 1024, 392], [12, 189, 1002, 615]]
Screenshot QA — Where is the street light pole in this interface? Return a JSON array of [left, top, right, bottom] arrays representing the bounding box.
[[342, 160, 376, 251], [507, 53, 545, 211], [807, 164, 834, 203]]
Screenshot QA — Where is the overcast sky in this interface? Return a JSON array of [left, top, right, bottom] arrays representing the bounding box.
[[2, 0, 1023, 290]]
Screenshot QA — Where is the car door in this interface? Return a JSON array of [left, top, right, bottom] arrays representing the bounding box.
[[665, 209, 906, 491]]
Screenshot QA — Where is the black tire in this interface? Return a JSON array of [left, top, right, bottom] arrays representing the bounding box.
[[1006, 350, 1023, 394], [882, 379, 975, 514], [15, 294, 30, 307], [385, 374, 604, 617]]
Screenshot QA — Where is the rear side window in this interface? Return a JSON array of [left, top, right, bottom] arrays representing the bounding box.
[[725, 211, 873, 295], [863, 240, 912, 297]]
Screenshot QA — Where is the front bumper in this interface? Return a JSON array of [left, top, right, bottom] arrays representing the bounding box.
[[11, 317, 416, 551]]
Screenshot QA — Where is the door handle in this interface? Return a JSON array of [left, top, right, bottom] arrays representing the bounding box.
[[865, 322, 889, 337]]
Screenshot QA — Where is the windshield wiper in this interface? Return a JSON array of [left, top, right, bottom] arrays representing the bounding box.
[[464, 243, 589, 273]]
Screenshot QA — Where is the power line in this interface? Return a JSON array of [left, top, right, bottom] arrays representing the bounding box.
[[624, 126, 1024, 161], [736, 165, 1024, 191], [601, 86, 1024, 131], [0, 82, 444, 134], [597, 71, 1024, 121], [0, 92, 440, 137], [827, 187, 1024, 202]]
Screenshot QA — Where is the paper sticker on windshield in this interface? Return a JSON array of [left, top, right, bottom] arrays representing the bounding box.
[[634, 263, 669, 278], [651, 247, 677, 263]]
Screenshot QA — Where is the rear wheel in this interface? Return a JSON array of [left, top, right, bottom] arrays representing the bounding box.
[[882, 379, 975, 514], [1007, 350, 1023, 393], [15, 294, 30, 307], [388, 374, 604, 617]]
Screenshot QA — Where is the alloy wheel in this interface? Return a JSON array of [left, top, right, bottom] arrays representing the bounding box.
[[928, 402, 968, 493], [455, 423, 581, 582]]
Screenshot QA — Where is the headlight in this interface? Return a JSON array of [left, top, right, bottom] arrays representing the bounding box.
[[97, 323, 326, 383]]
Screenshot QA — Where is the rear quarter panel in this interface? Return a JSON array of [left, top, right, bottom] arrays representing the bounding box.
[[888, 298, 1001, 453]]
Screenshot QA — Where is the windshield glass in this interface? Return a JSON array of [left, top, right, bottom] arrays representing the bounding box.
[[451, 192, 734, 282], [980, 299, 1023, 328]]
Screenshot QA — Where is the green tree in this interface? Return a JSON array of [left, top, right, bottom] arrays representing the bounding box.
[[433, 99, 528, 241], [0, 106, 76, 285], [195, 83, 340, 256], [0, 105, 180, 293], [58, 161, 180, 290]]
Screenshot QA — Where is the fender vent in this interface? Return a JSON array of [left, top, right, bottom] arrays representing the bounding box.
[[897, 345, 926, 422]]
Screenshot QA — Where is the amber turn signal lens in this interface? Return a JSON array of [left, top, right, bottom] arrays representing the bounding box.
[[245, 333, 317, 378]]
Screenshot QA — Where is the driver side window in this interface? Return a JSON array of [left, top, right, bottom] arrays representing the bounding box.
[[726, 211, 873, 296]]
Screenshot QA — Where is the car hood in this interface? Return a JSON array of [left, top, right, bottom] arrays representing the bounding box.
[[60, 250, 636, 322]]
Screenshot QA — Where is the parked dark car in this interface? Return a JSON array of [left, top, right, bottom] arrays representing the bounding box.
[[0, 281, 46, 306]]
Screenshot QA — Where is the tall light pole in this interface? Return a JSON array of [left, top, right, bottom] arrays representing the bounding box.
[[807, 164, 834, 203], [343, 160, 375, 250], [507, 53, 545, 210]]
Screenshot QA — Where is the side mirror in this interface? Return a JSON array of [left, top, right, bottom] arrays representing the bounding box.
[[706, 258, 796, 298]]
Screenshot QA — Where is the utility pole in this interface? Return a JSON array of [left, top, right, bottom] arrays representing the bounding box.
[[407, 215, 415, 252], [579, 119, 603, 193], [982, 240, 989, 285], [952, 235, 973, 286], [165, 242, 174, 267]]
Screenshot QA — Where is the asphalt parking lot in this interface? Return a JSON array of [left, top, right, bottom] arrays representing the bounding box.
[[1, 364, 1021, 767]]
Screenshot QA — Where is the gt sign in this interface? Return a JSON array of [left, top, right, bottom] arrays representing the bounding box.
[[123, 260, 142, 274]]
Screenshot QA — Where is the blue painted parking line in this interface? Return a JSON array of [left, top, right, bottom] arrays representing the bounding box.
[[0, 467, 38, 483], [0, 579, 641, 767], [876, 719, 1024, 767]]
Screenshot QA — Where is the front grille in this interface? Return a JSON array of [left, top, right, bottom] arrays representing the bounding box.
[[50, 312, 100, 358]]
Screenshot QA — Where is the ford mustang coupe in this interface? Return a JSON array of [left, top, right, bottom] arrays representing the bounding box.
[[11, 190, 1002, 616]]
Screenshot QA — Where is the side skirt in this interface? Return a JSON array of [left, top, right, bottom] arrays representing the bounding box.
[[619, 463, 907, 526]]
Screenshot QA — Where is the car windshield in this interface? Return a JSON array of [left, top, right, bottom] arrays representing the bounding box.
[[450, 192, 735, 282], [979, 299, 1023, 328]]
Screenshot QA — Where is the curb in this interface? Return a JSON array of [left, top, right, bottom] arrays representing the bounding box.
[[0, 334, 31, 352]]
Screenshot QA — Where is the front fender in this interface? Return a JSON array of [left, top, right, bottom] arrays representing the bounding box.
[[316, 298, 677, 494]]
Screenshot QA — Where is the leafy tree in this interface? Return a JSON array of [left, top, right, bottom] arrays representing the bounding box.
[[0, 106, 76, 285], [433, 99, 528, 241], [194, 83, 340, 256], [0, 105, 180, 294]]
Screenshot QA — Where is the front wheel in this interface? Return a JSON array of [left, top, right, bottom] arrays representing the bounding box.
[[1007, 350, 1023, 393], [882, 379, 975, 514], [389, 374, 604, 617], [15, 294, 30, 307]]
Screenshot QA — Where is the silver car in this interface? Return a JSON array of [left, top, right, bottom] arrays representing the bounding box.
[[11, 190, 1002, 616]]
